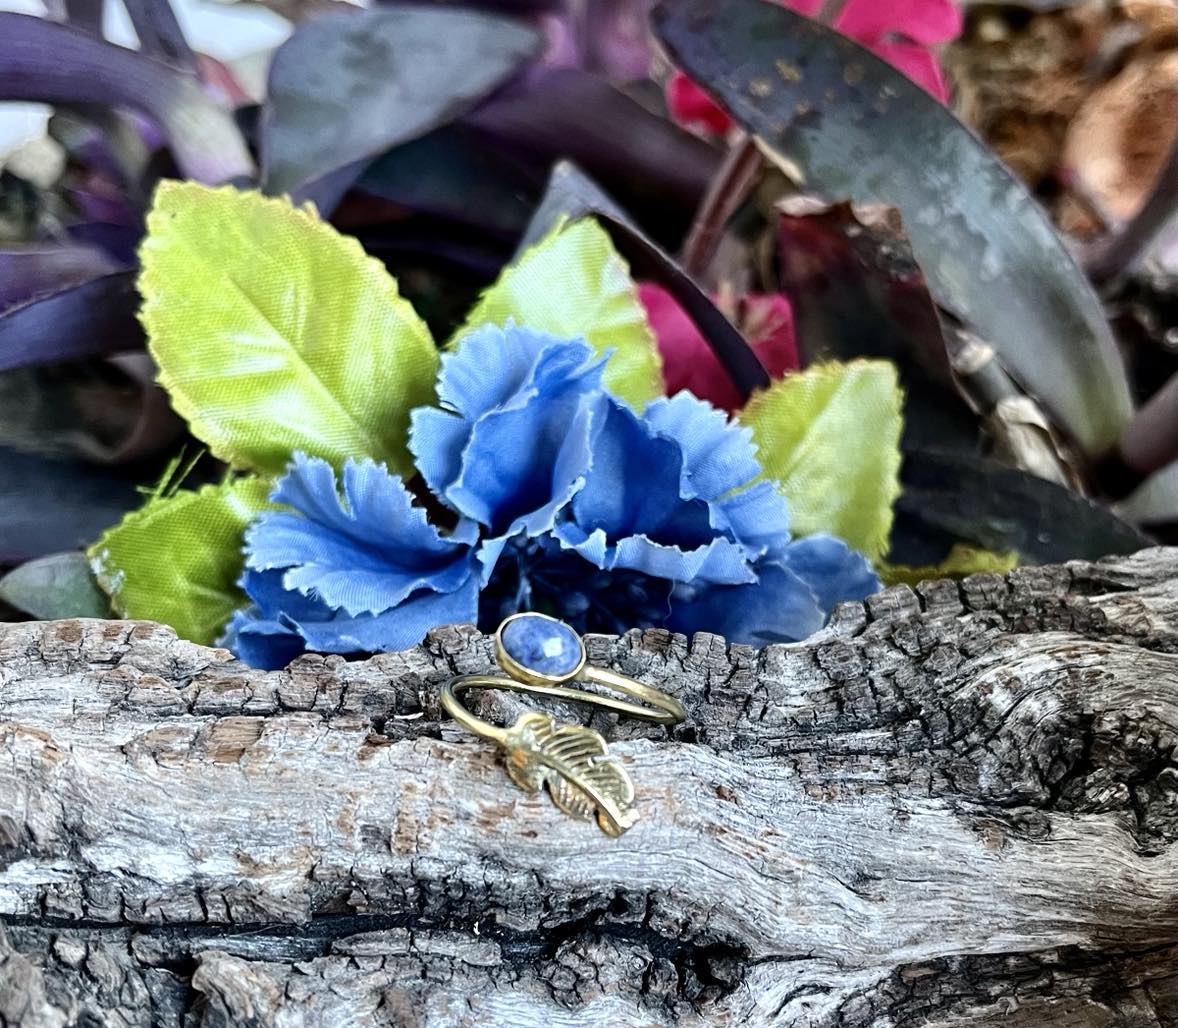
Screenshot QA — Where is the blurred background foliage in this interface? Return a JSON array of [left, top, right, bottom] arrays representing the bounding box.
[[1, 0, 1176, 621]]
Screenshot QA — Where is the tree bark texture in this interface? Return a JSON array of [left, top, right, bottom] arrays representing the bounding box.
[[0, 548, 1176, 1026]]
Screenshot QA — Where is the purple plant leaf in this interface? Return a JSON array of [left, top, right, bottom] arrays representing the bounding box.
[[261, 5, 542, 203], [0, 245, 122, 311], [0, 13, 252, 183], [464, 67, 720, 244], [295, 159, 373, 221], [0, 271, 143, 372], [0, 352, 182, 466], [893, 450, 1150, 566], [121, 0, 197, 72], [349, 221, 511, 278], [62, 0, 105, 35], [374, 0, 562, 9], [776, 198, 977, 451], [66, 222, 144, 266], [585, 0, 655, 81], [49, 108, 152, 211], [354, 124, 537, 240]]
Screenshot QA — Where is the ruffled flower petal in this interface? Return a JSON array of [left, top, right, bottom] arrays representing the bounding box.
[[778, 533, 880, 614], [445, 375, 602, 538], [568, 398, 715, 548], [553, 524, 757, 585], [220, 607, 307, 671], [240, 568, 329, 621], [227, 568, 480, 669], [289, 576, 479, 655], [246, 454, 478, 617], [632, 392, 793, 562], [642, 392, 762, 499], [435, 321, 575, 418], [665, 537, 879, 647], [711, 479, 793, 564], [410, 324, 605, 536], [223, 332, 884, 667], [667, 562, 827, 646]]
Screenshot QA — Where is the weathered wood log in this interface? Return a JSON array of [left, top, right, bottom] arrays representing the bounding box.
[[1, 549, 1177, 1026]]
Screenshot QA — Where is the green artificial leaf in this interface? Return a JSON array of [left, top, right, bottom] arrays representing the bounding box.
[[0, 551, 110, 620], [140, 182, 439, 476], [654, 0, 1131, 457], [740, 360, 903, 561], [456, 217, 663, 409], [879, 544, 1019, 589], [88, 475, 271, 645]]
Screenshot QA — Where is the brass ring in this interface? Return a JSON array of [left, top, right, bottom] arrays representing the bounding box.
[[440, 612, 686, 836]]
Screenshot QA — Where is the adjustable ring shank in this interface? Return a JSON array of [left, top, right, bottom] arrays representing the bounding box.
[[440, 664, 686, 746]]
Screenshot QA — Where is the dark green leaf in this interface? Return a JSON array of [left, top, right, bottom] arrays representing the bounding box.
[[654, 0, 1131, 457], [0, 551, 110, 620], [0, 447, 143, 564], [261, 6, 542, 200], [892, 450, 1151, 566]]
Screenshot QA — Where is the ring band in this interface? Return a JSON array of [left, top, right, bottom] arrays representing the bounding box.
[[441, 612, 686, 836]]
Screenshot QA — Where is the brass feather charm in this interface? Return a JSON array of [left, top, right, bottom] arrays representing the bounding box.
[[501, 711, 637, 836]]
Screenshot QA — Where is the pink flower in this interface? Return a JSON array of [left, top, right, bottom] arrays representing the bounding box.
[[639, 283, 798, 413], [666, 0, 962, 135], [666, 73, 738, 137]]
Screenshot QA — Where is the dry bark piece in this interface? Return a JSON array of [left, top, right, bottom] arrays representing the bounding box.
[[1, 549, 1178, 1024]]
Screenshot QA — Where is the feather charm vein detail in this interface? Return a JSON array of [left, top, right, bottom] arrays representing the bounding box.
[[502, 711, 637, 836]]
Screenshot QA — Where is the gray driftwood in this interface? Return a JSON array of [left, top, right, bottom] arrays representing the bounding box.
[[1, 549, 1177, 1026]]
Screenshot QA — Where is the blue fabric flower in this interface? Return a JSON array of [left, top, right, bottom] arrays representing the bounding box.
[[666, 533, 880, 646], [226, 327, 882, 668], [552, 392, 793, 586], [409, 323, 605, 541], [223, 453, 479, 669]]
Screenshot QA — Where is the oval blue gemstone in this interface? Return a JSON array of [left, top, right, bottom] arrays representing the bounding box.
[[501, 615, 582, 677]]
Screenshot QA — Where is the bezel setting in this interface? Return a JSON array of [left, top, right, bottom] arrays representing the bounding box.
[[495, 612, 587, 685]]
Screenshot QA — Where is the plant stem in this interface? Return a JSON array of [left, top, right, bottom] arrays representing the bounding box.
[[680, 134, 763, 279]]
